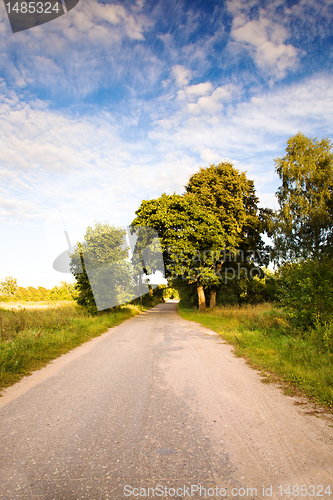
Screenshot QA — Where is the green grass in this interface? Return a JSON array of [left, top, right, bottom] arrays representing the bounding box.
[[0, 302, 144, 391], [178, 303, 333, 409], [0, 300, 73, 310]]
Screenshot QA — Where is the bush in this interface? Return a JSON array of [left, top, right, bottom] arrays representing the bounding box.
[[50, 282, 76, 301], [14, 286, 51, 301], [278, 257, 333, 328], [136, 285, 165, 307], [171, 277, 198, 308], [306, 321, 333, 353], [216, 269, 279, 306], [0, 276, 18, 301], [162, 286, 180, 300]]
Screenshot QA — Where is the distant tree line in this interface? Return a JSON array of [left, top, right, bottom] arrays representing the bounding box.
[[0, 278, 76, 302]]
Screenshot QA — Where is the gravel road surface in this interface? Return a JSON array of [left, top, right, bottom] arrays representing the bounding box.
[[0, 301, 332, 500]]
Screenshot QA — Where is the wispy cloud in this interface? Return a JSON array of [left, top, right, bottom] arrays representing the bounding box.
[[172, 65, 192, 87], [227, 1, 298, 79], [0, 0, 152, 98], [1, 71, 332, 227], [226, 0, 333, 80]]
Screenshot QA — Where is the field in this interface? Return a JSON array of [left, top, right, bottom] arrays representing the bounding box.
[[178, 303, 333, 409], [0, 300, 72, 310], [0, 301, 143, 391]]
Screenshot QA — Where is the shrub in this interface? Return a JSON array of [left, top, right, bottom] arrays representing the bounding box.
[[278, 257, 333, 328]]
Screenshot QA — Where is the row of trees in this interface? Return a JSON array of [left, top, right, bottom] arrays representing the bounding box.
[[66, 131, 333, 324], [0, 277, 76, 302], [132, 162, 270, 311], [132, 132, 333, 316], [67, 164, 271, 312]]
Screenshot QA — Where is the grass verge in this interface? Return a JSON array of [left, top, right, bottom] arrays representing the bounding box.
[[0, 302, 144, 392], [178, 303, 333, 409]]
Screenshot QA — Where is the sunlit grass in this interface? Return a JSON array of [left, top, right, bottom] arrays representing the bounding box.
[[0, 300, 72, 310], [178, 303, 333, 408], [0, 303, 143, 391]]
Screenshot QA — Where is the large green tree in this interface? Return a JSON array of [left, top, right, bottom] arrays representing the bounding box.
[[274, 133, 333, 261], [185, 162, 268, 306], [185, 162, 262, 249], [131, 193, 227, 311], [70, 222, 134, 313]]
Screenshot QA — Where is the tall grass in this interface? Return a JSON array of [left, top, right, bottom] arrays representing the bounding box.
[[178, 303, 333, 408], [0, 303, 142, 391]]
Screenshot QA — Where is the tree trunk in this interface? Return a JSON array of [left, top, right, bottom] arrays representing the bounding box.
[[139, 272, 142, 303], [209, 287, 217, 308], [197, 284, 206, 312]]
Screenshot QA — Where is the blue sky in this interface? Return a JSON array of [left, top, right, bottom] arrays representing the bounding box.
[[0, 0, 333, 288]]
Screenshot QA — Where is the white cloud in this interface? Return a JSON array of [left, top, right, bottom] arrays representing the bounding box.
[[175, 82, 236, 115], [226, 0, 299, 79], [178, 82, 213, 100], [230, 16, 298, 78], [0, 194, 37, 220], [172, 65, 192, 87], [148, 74, 333, 208], [0, 0, 150, 42], [197, 147, 222, 164]]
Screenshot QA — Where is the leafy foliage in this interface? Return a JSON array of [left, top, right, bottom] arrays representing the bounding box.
[[70, 222, 133, 313], [185, 162, 265, 256], [272, 133, 333, 330], [132, 163, 271, 309], [278, 257, 333, 329], [14, 286, 51, 302], [0, 276, 18, 299], [184, 162, 271, 307], [131, 193, 227, 310], [274, 133, 333, 261], [49, 282, 76, 301], [215, 269, 278, 306]]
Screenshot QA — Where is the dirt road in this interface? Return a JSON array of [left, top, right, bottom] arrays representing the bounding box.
[[0, 302, 332, 499]]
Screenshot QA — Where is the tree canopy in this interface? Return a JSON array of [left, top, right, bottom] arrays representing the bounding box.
[[274, 132, 333, 261], [131, 193, 227, 311], [185, 162, 262, 252], [70, 222, 134, 312]]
